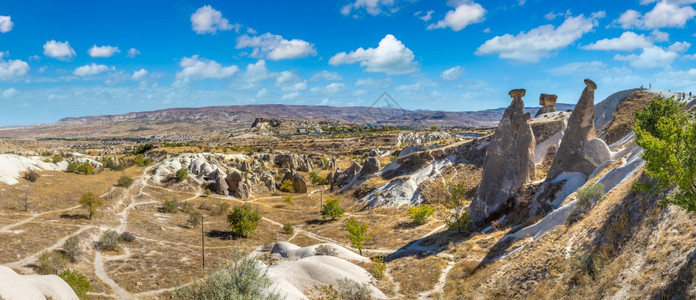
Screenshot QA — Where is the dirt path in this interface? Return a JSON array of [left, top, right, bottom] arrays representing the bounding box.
[[0, 205, 82, 233]]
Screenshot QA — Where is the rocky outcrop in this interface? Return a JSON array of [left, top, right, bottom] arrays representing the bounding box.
[[331, 161, 361, 190], [251, 118, 282, 129], [534, 94, 558, 117], [225, 171, 251, 199], [468, 89, 536, 225], [357, 158, 380, 180], [212, 176, 229, 195], [282, 169, 308, 193], [546, 79, 605, 180], [0, 265, 78, 300]]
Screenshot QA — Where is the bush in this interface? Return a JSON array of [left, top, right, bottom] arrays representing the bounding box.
[[204, 189, 212, 197], [121, 231, 136, 242], [175, 168, 188, 182], [133, 155, 152, 167], [345, 217, 371, 255], [52, 155, 64, 163], [173, 249, 283, 300], [309, 171, 327, 186], [66, 162, 78, 173], [63, 235, 82, 263], [282, 223, 294, 235], [132, 143, 154, 155], [227, 204, 261, 238], [408, 204, 434, 225], [23, 169, 40, 182], [445, 182, 471, 233], [76, 162, 95, 175], [37, 251, 68, 275], [211, 202, 230, 216], [116, 175, 134, 188], [279, 179, 295, 193], [282, 194, 293, 205], [321, 197, 345, 221], [315, 244, 339, 256], [162, 199, 179, 213], [78, 192, 103, 220], [567, 183, 605, 224], [187, 212, 202, 228], [370, 256, 386, 280], [98, 230, 121, 251], [59, 269, 91, 299], [180, 201, 195, 214], [335, 278, 373, 300]]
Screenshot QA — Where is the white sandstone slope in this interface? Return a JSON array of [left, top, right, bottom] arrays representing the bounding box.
[[0, 154, 67, 185], [150, 153, 247, 182], [0, 265, 78, 300]]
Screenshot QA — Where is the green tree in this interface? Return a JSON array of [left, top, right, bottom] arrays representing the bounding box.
[[63, 235, 82, 263], [79, 192, 103, 220], [408, 204, 434, 225], [279, 179, 295, 193], [116, 175, 134, 188], [227, 204, 261, 238], [309, 171, 327, 186], [76, 162, 95, 175], [321, 197, 344, 220], [162, 199, 178, 213], [59, 269, 92, 299], [175, 168, 188, 182], [345, 217, 372, 255], [634, 96, 696, 211], [444, 182, 471, 233]]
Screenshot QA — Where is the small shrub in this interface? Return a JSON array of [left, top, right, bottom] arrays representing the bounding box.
[[283, 194, 293, 205], [52, 155, 64, 163], [76, 162, 95, 175], [204, 189, 212, 197], [282, 223, 294, 234], [59, 269, 91, 299], [345, 217, 371, 255], [187, 212, 202, 228], [63, 235, 82, 263], [66, 162, 78, 173], [133, 155, 152, 167], [132, 143, 154, 155], [98, 230, 121, 251], [116, 175, 134, 188], [335, 278, 373, 300], [370, 256, 386, 280], [180, 201, 195, 214], [120, 231, 136, 242], [321, 197, 345, 221], [279, 179, 295, 193], [316, 244, 339, 256], [37, 251, 68, 275], [408, 204, 435, 225], [23, 169, 40, 182], [162, 199, 178, 213], [211, 202, 230, 216], [175, 168, 188, 182], [227, 204, 261, 238], [309, 171, 327, 186], [567, 183, 605, 224]]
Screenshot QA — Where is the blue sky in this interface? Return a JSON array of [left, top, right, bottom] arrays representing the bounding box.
[[1, 0, 695, 125]]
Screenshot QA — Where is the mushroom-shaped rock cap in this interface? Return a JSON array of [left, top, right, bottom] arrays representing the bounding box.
[[584, 79, 597, 90], [539, 94, 558, 106], [509, 89, 526, 98]]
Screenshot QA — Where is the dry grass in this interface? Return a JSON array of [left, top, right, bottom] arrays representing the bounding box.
[[390, 255, 446, 297]]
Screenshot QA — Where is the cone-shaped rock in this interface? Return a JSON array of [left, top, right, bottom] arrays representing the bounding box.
[[546, 79, 600, 180], [469, 89, 536, 225]]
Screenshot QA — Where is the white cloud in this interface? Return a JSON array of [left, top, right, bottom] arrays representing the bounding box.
[[415, 10, 434, 22], [329, 34, 418, 75], [354, 89, 368, 96], [175, 55, 239, 80], [355, 77, 392, 88], [475, 14, 600, 63], [394, 83, 422, 92], [0, 16, 13, 33], [615, 1, 696, 29], [256, 88, 268, 98], [132, 68, 148, 80], [311, 70, 342, 81], [236, 33, 317, 60], [341, 0, 397, 16], [127, 48, 141, 58], [3, 88, 18, 98], [43, 40, 76, 60], [238, 60, 277, 90], [281, 92, 299, 100], [668, 41, 691, 52], [614, 46, 679, 69], [191, 5, 235, 34], [684, 53, 696, 60], [88, 45, 120, 57], [73, 63, 113, 76], [582, 32, 653, 51], [310, 82, 346, 94], [0, 53, 29, 80], [441, 66, 465, 81], [651, 29, 670, 42], [275, 71, 307, 92], [547, 61, 608, 76], [427, 1, 486, 32]]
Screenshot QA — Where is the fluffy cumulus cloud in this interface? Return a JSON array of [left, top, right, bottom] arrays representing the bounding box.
[[43, 40, 76, 60], [175, 55, 239, 80], [427, 1, 486, 32], [275, 71, 307, 92], [341, 0, 396, 16], [310, 82, 346, 94], [475, 13, 601, 63], [190, 5, 235, 34], [311, 70, 343, 81], [329, 34, 418, 75], [88, 45, 120, 57], [236, 33, 317, 60], [73, 63, 113, 76], [0, 53, 29, 80], [127, 48, 141, 58], [614, 44, 684, 69], [132, 68, 148, 80], [616, 1, 696, 29], [2, 87, 18, 98], [441, 66, 465, 81], [0, 15, 13, 33], [240, 60, 277, 88], [582, 32, 653, 51]]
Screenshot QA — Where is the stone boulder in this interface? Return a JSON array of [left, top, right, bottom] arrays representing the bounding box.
[[282, 169, 307, 193], [225, 171, 250, 199], [212, 176, 229, 195], [546, 79, 601, 180], [582, 138, 612, 167], [469, 89, 536, 225], [357, 157, 381, 180], [535, 93, 558, 117]]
